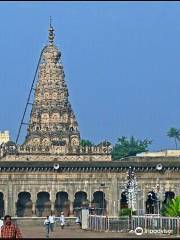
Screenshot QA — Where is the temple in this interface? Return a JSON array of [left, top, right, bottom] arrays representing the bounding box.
[[0, 22, 179, 218]]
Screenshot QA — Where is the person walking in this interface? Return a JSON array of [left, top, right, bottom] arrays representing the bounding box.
[[49, 212, 55, 232], [59, 212, 65, 229], [1, 215, 22, 239], [44, 216, 50, 238]]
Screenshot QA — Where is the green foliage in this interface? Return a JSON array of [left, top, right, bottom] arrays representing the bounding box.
[[119, 208, 131, 216], [80, 139, 94, 147], [112, 136, 152, 160], [119, 208, 136, 216], [167, 127, 180, 150], [161, 196, 180, 217]]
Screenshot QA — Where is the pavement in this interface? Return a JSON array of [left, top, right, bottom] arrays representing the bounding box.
[[19, 225, 179, 239]]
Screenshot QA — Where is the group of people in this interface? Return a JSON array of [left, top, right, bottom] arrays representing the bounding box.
[[44, 212, 65, 238], [0, 212, 80, 239]]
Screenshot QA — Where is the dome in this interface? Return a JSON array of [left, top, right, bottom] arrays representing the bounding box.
[[42, 45, 61, 64]]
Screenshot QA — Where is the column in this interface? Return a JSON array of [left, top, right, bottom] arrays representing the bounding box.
[[7, 178, 14, 216], [13, 189, 18, 217], [4, 195, 8, 216], [51, 201, 55, 213], [110, 176, 118, 216], [14, 202, 17, 217], [32, 202, 36, 216], [50, 190, 55, 214], [106, 198, 109, 215], [68, 191, 74, 216], [31, 191, 37, 217], [69, 200, 74, 216]]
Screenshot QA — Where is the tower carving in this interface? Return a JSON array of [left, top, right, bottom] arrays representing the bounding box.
[[24, 23, 80, 152]]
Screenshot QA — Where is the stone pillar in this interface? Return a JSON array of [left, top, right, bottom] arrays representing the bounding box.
[[7, 177, 14, 216], [50, 190, 55, 214], [106, 197, 109, 215], [109, 176, 118, 216], [14, 202, 17, 217], [68, 191, 74, 216], [51, 201, 55, 213], [69, 200, 74, 216], [87, 184, 93, 209], [4, 194, 8, 216], [32, 202, 36, 216], [13, 189, 18, 217], [31, 191, 37, 217]]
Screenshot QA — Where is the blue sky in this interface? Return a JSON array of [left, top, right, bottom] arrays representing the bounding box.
[[0, 1, 180, 150]]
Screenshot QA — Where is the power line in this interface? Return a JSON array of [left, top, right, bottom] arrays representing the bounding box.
[[15, 46, 46, 144]]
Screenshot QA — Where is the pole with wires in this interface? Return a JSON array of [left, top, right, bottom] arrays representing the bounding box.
[[15, 46, 46, 144]]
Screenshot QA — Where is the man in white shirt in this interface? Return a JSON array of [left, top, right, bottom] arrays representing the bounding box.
[[59, 212, 65, 229], [49, 212, 55, 232], [44, 216, 50, 238]]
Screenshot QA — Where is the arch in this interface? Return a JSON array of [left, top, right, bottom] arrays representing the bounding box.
[[51, 113, 60, 123], [44, 92, 49, 100], [42, 138, 50, 146], [145, 191, 158, 214], [41, 113, 49, 123], [73, 191, 89, 217], [36, 192, 51, 217], [163, 191, 175, 204], [16, 192, 32, 217], [55, 192, 70, 217], [0, 192, 4, 217], [120, 191, 128, 209], [52, 92, 57, 99], [91, 191, 106, 215], [32, 138, 40, 145]]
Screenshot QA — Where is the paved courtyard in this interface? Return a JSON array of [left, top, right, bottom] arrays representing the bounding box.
[[19, 225, 178, 239]]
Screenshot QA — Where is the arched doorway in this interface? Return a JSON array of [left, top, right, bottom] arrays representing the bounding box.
[[55, 192, 70, 217], [73, 191, 89, 217], [16, 192, 32, 217], [0, 193, 4, 217], [163, 191, 175, 204], [36, 192, 51, 217], [120, 191, 128, 209], [146, 191, 158, 214], [91, 191, 106, 215]]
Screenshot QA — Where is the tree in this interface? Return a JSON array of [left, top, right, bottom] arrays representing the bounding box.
[[80, 139, 94, 147], [161, 196, 180, 217], [111, 136, 152, 160], [167, 127, 180, 150]]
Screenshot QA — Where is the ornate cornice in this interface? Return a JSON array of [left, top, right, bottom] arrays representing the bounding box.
[[0, 161, 179, 173]]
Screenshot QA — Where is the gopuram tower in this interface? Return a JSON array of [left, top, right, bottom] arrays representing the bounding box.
[[24, 23, 80, 153], [1, 23, 112, 161]]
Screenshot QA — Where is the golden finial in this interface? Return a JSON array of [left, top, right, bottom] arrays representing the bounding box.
[[48, 16, 55, 45]]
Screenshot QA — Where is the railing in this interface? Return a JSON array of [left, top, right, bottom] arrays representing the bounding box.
[[132, 215, 180, 236], [88, 215, 180, 236], [88, 215, 129, 232]]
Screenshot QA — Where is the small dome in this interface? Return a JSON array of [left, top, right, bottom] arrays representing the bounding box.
[[42, 45, 61, 64]]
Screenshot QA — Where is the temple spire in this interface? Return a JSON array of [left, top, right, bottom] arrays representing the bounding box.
[[48, 16, 55, 45]]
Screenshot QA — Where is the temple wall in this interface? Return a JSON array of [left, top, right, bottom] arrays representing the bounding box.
[[0, 170, 179, 217]]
